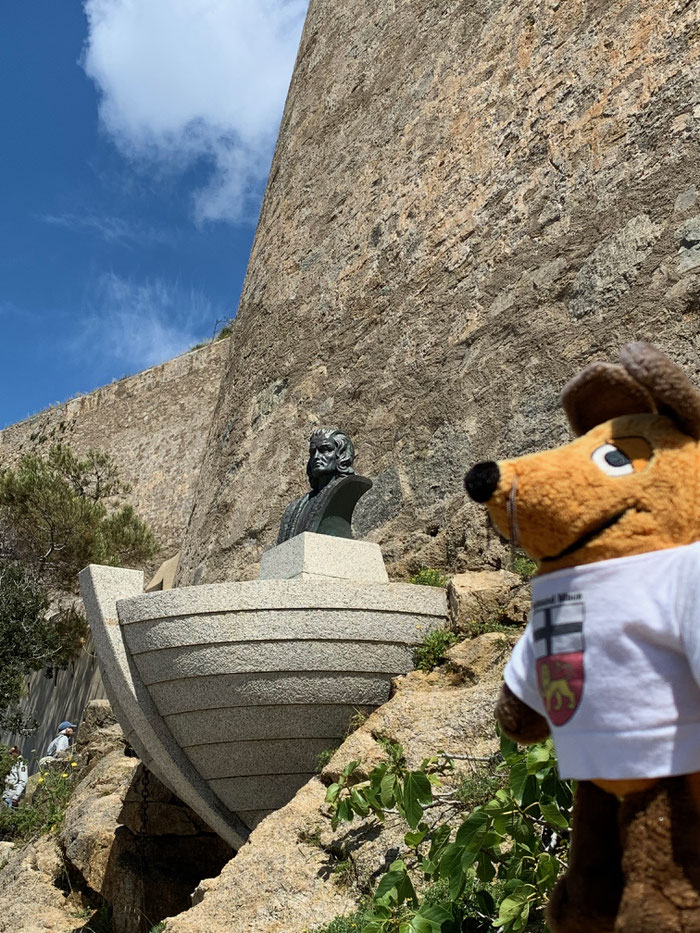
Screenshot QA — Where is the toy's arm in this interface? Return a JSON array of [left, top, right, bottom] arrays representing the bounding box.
[[496, 683, 550, 744]]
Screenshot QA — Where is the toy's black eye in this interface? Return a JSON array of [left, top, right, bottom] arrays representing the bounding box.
[[591, 444, 634, 476]]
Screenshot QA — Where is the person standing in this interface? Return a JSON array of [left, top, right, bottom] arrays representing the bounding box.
[[44, 721, 77, 758], [2, 747, 28, 808]]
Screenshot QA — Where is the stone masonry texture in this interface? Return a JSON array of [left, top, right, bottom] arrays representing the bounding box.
[[178, 0, 700, 585], [0, 339, 229, 567]]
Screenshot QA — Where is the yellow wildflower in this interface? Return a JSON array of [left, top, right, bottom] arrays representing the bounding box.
[[61, 773, 68, 778], [38, 777, 44, 784], [70, 761, 77, 768]]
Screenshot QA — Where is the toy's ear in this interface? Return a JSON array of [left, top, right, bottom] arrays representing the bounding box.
[[561, 361, 655, 436], [619, 341, 700, 439]]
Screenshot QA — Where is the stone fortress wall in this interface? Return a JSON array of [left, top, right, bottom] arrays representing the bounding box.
[[177, 0, 700, 588], [0, 337, 230, 564], [0, 338, 230, 760]]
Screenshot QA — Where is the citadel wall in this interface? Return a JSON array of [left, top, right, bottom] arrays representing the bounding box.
[[0, 338, 229, 758], [0, 337, 230, 564], [178, 0, 700, 586]]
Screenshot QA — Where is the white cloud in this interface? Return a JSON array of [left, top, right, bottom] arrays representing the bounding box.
[[42, 212, 177, 247], [80, 272, 224, 370], [81, 0, 308, 223]]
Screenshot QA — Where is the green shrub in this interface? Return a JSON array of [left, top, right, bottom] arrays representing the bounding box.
[[0, 759, 80, 841], [316, 747, 339, 772], [306, 912, 368, 933], [409, 569, 448, 588], [413, 630, 459, 672], [467, 617, 513, 637], [0, 443, 158, 731], [454, 762, 506, 808], [319, 731, 573, 933], [511, 554, 538, 581]]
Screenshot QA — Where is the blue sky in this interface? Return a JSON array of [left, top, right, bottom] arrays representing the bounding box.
[[0, 0, 307, 429]]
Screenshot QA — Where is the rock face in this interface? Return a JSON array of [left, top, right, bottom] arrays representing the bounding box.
[[0, 630, 516, 933], [448, 569, 530, 632], [0, 836, 78, 933], [163, 632, 513, 933], [177, 0, 700, 586], [0, 701, 233, 933]]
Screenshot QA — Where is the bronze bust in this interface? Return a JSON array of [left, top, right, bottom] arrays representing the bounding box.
[[277, 427, 372, 543]]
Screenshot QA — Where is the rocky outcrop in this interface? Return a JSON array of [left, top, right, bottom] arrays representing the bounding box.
[[0, 701, 233, 933], [0, 836, 79, 933], [448, 569, 530, 632], [163, 632, 512, 933], [74, 698, 127, 771], [177, 0, 700, 587], [0, 625, 516, 933]]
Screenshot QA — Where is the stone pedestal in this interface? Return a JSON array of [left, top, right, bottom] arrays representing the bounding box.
[[258, 532, 389, 584]]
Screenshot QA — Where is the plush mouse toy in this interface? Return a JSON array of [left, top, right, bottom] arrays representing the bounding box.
[[465, 342, 700, 933]]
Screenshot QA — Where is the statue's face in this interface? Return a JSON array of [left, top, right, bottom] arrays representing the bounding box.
[[308, 434, 338, 480]]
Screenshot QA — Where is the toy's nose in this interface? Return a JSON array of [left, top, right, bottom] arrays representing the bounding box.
[[464, 461, 500, 503]]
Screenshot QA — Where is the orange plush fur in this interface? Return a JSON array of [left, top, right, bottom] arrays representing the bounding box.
[[465, 343, 700, 933]]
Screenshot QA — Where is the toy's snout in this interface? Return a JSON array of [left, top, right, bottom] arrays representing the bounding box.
[[464, 461, 500, 503]]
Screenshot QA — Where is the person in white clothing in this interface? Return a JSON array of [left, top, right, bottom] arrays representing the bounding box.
[[3, 747, 28, 808]]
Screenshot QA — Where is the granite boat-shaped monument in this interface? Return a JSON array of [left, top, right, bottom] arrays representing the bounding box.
[[80, 533, 447, 849]]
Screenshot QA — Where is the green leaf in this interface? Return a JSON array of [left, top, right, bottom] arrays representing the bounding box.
[[402, 773, 429, 828], [438, 843, 466, 899], [475, 853, 497, 883], [325, 783, 340, 804], [375, 859, 416, 908], [521, 774, 540, 809], [337, 798, 354, 823], [526, 744, 551, 774], [405, 823, 429, 849], [494, 885, 531, 926], [410, 769, 434, 803], [380, 773, 396, 808], [539, 798, 569, 830], [499, 730, 520, 763], [511, 899, 531, 932], [413, 905, 452, 931], [455, 809, 490, 851], [427, 823, 451, 864], [341, 759, 361, 777], [536, 852, 560, 889], [474, 888, 495, 916], [508, 758, 529, 804]]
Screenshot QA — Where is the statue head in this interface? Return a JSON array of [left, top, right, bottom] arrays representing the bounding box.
[[306, 427, 355, 491]]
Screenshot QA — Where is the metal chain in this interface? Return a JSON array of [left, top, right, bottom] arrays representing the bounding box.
[[137, 765, 150, 931]]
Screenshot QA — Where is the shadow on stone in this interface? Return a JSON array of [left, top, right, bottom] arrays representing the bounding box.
[[98, 764, 234, 933]]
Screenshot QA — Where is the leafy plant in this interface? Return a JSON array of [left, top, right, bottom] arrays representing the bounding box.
[[333, 858, 355, 886], [466, 618, 513, 637], [317, 747, 340, 772], [320, 732, 573, 933], [0, 443, 158, 731], [0, 759, 80, 841], [305, 907, 372, 933], [413, 630, 459, 672], [0, 444, 157, 591], [409, 569, 448, 588], [454, 763, 506, 808], [511, 554, 537, 581]]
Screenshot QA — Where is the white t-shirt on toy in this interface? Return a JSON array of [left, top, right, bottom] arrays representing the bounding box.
[[504, 542, 700, 781]]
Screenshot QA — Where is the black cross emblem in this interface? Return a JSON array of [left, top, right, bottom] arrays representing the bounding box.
[[534, 606, 583, 656]]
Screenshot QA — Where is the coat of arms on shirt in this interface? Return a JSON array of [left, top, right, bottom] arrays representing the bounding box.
[[532, 595, 585, 726]]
